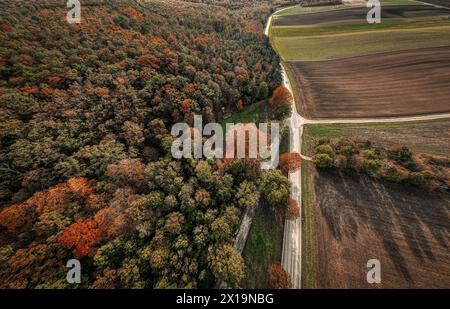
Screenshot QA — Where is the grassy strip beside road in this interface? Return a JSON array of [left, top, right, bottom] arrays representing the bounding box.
[[301, 160, 316, 288], [242, 204, 284, 288], [300, 124, 319, 289]]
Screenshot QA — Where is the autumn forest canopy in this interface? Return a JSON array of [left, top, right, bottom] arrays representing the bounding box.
[[0, 0, 303, 288]]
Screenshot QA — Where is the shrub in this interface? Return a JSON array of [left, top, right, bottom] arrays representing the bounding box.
[[388, 145, 418, 170], [362, 149, 377, 160], [334, 154, 348, 169], [348, 154, 365, 171], [315, 144, 334, 157], [388, 145, 413, 162], [314, 153, 333, 168], [273, 100, 292, 120], [335, 139, 358, 156], [363, 159, 382, 176], [380, 164, 409, 183]]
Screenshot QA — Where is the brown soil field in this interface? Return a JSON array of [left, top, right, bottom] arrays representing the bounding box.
[[311, 169, 450, 288], [288, 46, 450, 119], [273, 5, 450, 26]]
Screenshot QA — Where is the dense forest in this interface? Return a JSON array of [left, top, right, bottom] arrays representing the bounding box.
[[0, 0, 296, 288]]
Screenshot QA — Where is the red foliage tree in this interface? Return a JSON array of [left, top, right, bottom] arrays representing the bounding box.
[[58, 218, 102, 256], [21, 84, 39, 94], [48, 76, 63, 85], [267, 262, 292, 289], [40, 86, 55, 97], [279, 152, 302, 173], [268, 86, 292, 108], [0, 22, 12, 33], [95, 87, 110, 97]]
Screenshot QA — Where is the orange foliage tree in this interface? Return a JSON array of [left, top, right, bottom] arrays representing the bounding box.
[[0, 203, 36, 234], [181, 99, 192, 113], [279, 152, 302, 173], [106, 159, 146, 192], [268, 86, 292, 108], [30, 177, 95, 214], [119, 7, 144, 21], [285, 197, 300, 220], [0, 177, 102, 236], [138, 54, 160, 69], [58, 218, 102, 256], [267, 262, 292, 289]]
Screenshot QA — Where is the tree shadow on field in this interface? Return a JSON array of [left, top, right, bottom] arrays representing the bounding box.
[[315, 170, 450, 284]]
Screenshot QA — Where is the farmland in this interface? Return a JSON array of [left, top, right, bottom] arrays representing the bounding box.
[[310, 169, 450, 288], [273, 5, 450, 27], [268, 0, 450, 290], [301, 121, 450, 288], [274, 0, 450, 289], [287, 46, 450, 118], [271, 5, 450, 60], [270, 3, 450, 118]]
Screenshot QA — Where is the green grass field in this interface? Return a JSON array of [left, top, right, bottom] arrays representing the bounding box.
[[222, 101, 268, 127], [273, 26, 450, 60], [272, 17, 450, 37]]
